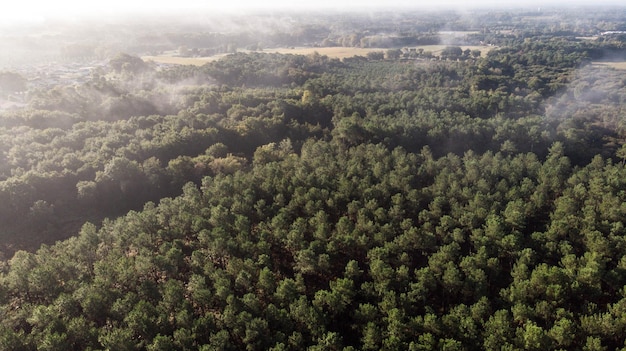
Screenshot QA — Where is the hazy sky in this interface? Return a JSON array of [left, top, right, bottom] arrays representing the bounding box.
[[1, 0, 624, 23]]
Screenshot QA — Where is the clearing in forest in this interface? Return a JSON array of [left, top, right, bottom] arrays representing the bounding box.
[[143, 45, 495, 66], [592, 61, 626, 70]]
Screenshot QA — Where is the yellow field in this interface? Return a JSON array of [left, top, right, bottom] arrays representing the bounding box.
[[142, 45, 496, 66], [268, 45, 495, 58], [265, 47, 387, 58], [592, 61, 626, 70]]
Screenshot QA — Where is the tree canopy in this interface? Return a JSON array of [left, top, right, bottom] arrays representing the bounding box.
[[2, 6, 626, 350]]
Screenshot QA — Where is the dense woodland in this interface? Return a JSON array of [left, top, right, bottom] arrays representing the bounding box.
[[2, 7, 626, 350]]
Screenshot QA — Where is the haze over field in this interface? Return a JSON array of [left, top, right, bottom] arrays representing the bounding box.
[[3, 0, 626, 23]]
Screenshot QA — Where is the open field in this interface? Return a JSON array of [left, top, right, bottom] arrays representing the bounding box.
[[142, 45, 496, 66], [592, 61, 626, 70], [269, 45, 495, 57], [266, 47, 388, 58]]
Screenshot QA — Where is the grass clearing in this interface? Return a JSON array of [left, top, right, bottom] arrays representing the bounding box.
[[260, 45, 495, 58], [592, 61, 626, 70], [265, 47, 386, 58], [143, 45, 497, 66]]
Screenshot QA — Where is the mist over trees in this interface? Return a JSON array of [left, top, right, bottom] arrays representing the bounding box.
[[2, 5, 626, 350]]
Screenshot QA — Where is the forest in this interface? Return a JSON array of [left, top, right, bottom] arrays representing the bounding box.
[[1, 5, 626, 350]]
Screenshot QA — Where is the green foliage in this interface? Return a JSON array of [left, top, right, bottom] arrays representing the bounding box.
[[3, 11, 626, 350]]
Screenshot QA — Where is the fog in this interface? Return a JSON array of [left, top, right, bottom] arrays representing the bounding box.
[[4, 0, 626, 24], [2, 1, 626, 348]]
